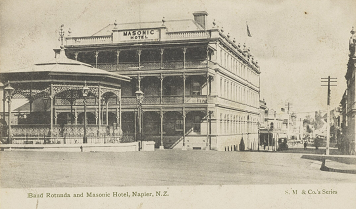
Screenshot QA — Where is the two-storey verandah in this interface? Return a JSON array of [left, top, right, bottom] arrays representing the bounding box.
[[64, 42, 217, 149], [0, 51, 130, 144], [62, 19, 261, 151], [119, 72, 214, 149]]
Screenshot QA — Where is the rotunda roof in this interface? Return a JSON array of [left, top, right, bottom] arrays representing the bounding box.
[[0, 49, 130, 82]]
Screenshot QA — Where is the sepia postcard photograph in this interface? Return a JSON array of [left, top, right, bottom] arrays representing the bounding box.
[[0, 0, 356, 208]]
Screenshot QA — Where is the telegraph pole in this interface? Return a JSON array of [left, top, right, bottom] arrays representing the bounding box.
[[321, 76, 337, 155], [285, 102, 291, 140], [287, 102, 290, 140]]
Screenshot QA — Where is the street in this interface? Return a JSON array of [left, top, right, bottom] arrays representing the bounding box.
[[1, 149, 355, 188]]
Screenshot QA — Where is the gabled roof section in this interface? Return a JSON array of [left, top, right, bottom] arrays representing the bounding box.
[[92, 19, 204, 36]]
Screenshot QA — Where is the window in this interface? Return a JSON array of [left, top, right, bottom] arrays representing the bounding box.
[[224, 115, 227, 133], [192, 81, 201, 95], [175, 119, 183, 131], [193, 115, 201, 132], [230, 82, 233, 100], [224, 80, 227, 98]]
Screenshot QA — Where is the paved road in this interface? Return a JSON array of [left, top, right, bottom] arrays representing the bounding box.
[[1, 150, 356, 188]]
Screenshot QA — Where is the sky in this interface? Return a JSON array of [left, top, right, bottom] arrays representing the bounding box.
[[0, 0, 355, 114]]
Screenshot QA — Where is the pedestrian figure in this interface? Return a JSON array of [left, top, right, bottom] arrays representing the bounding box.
[[315, 137, 319, 150], [303, 141, 307, 150], [263, 140, 266, 150]]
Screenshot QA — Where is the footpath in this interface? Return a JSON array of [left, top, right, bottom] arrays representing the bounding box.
[[276, 143, 356, 174]]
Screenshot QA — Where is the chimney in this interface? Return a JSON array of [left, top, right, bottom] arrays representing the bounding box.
[[193, 11, 208, 29]]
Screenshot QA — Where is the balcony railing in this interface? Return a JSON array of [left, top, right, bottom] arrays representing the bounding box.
[[185, 96, 207, 103], [11, 124, 50, 137], [9, 124, 121, 144], [141, 62, 161, 70], [162, 61, 184, 69], [162, 96, 183, 104], [11, 135, 121, 145], [166, 31, 210, 40], [66, 35, 112, 45], [55, 98, 98, 106], [143, 96, 160, 104], [93, 60, 212, 72], [65, 30, 211, 46], [121, 95, 209, 105]]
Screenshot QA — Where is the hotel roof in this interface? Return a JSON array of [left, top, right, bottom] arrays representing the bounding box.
[[92, 19, 205, 36]]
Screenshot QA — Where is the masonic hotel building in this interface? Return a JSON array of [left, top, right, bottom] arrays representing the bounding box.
[[63, 11, 261, 151]]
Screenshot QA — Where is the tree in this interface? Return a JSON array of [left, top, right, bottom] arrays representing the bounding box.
[[303, 115, 314, 138]]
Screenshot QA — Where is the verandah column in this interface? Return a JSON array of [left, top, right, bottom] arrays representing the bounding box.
[[2, 90, 5, 128], [160, 49, 164, 69], [29, 86, 33, 113], [106, 101, 109, 126], [206, 47, 209, 68], [208, 111, 212, 150], [183, 47, 186, 68], [160, 108, 164, 149], [137, 74, 142, 91], [182, 108, 186, 150], [50, 83, 53, 140], [95, 108, 98, 125], [54, 111, 58, 125], [98, 85, 101, 131], [95, 51, 99, 68], [7, 94, 12, 144], [116, 50, 120, 71], [119, 98, 122, 133], [116, 107, 119, 128], [160, 74, 163, 104], [138, 49, 142, 68], [115, 107, 119, 140], [183, 73, 186, 103], [206, 108, 210, 150], [206, 73, 210, 99], [74, 108, 78, 125], [134, 110, 137, 142]]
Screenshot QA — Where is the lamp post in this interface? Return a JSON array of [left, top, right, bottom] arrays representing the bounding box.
[[4, 82, 14, 144], [135, 89, 144, 150], [208, 111, 212, 150], [82, 82, 89, 144]]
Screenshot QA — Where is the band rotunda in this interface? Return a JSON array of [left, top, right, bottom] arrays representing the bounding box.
[[2, 11, 261, 151]]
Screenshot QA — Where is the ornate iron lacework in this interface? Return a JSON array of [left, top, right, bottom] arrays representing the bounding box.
[[53, 85, 120, 98], [53, 84, 98, 97], [12, 126, 50, 137], [100, 87, 121, 98], [11, 87, 50, 100]]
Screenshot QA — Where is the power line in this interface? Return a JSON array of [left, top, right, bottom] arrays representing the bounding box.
[[321, 77, 337, 105]]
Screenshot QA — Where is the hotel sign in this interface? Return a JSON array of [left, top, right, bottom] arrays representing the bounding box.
[[120, 29, 160, 41]]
